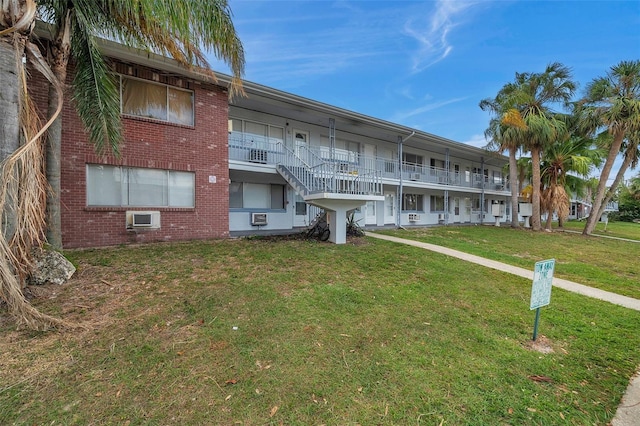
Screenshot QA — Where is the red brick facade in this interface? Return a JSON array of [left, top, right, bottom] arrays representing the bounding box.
[[31, 61, 230, 248]]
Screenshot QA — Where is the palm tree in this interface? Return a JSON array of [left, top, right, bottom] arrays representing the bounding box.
[[540, 135, 600, 230], [479, 94, 525, 228], [1, 0, 68, 329], [1, 0, 245, 329], [578, 60, 640, 235], [38, 0, 246, 248], [487, 63, 576, 231]]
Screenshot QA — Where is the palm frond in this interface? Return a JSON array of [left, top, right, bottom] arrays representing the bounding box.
[[70, 14, 122, 156]]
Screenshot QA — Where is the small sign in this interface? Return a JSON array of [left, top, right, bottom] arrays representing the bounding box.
[[530, 259, 555, 310], [208, 175, 217, 184]]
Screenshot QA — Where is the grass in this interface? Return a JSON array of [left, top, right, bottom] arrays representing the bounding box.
[[378, 224, 640, 300], [0, 235, 639, 425], [560, 220, 640, 241]]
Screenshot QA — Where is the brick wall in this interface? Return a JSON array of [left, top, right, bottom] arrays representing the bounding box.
[[31, 60, 230, 248]]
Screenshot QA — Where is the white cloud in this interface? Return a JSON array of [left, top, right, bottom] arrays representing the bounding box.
[[404, 0, 478, 73], [390, 96, 467, 122]]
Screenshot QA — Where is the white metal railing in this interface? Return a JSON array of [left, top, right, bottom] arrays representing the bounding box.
[[276, 144, 382, 196], [228, 133, 509, 192]]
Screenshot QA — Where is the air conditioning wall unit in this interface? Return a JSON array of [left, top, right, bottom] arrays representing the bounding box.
[[408, 213, 420, 222], [409, 173, 421, 181], [126, 211, 161, 229], [251, 212, 268, 226]]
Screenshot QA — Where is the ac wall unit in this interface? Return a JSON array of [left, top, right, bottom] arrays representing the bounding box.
[[409, 173, 421, 181], [408, 213, 420, 222], [249, 148, 267, 163], [126, 211, 160, 229], [251, 212, 268, 226]]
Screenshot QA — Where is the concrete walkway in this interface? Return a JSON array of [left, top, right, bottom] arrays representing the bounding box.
[[365, 231, 640, 425]]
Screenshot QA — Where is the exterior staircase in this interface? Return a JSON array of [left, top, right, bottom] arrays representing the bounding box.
[[275, 144, 384, 244]]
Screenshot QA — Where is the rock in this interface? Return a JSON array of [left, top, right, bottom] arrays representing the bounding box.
[[28, 249, 76, 286]]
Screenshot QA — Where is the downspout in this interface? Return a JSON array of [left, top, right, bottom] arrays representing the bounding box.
[[397, 131, 415, 228]]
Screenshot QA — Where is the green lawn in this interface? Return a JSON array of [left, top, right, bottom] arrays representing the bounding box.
[[560, 220, 640, 241], [1, 236, 639, 425], [378, 225, 640, 299]]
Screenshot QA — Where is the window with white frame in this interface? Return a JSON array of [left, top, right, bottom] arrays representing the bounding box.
[[430, 158, 445, 169], [87, 164, 194, 207], [402, 193, 423, 211], [228, 118, 284, 149], [403, 152, 423, 165], [430, 195, 445, 212], [121, 76, 194, 126], [229, 182, 285, 210]]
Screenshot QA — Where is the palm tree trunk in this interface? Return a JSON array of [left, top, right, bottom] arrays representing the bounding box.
[[530, 146, 542, 231], [0, 38, 23, 240], [508, 149, 519, 228], [46, 12, 72, 250], [583, 131, 624, 235], [594, 143, 637, 222]]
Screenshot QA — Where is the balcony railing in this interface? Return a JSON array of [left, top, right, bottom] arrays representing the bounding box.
[[228, 133, 509, 192]]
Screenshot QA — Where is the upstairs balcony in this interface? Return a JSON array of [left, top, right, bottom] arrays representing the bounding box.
[[228, 132, 510, 193]]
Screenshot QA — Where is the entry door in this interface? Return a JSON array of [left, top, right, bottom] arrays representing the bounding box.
[[294, 130, 310, 163], [365, 200, 377, 225], [452, 197, 461, 223], [384, 192, 396, 224], [293, 194, 308, 227], [364, 144, 376, 169], [462, 197, 471, 222]]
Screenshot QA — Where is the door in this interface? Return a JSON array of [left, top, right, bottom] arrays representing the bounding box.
[[363, 143, 376, 169], [462, 197, 471, 222], [384, 191, 396, 224], [452, 197, 460, 223], [293, 193, 308, 227], [294, 130, 310, 163], [365, 200, 377, 225]]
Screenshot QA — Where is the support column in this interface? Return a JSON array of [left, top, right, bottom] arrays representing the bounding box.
[[480, 156, 485, 225], [326, 207, 349, 245], [444, 148, 450, 225], [397, 135, 403, 227]]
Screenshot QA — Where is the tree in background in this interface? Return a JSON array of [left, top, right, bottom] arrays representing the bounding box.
[[578, 60, 640, 235], [540, 134, 601, 229], [481, 63, 576, 230], [480, 94, 527, 228], [38, 0, 245, 249]]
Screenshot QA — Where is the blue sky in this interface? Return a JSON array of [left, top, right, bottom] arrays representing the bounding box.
[[210, 0, 640, 177]]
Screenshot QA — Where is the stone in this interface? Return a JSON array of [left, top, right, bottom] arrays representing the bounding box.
[[28, 249, 76, 286]]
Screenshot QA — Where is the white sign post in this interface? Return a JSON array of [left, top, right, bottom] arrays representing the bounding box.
[[530, 259, 555, 341]]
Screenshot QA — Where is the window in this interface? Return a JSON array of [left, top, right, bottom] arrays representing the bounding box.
[[430, 195, 445, 212], [228, 118, 284, 146], [430, 158, 445, 169], [493, 170, 503, 184], [229, 182, 285, 210], [87, 165, 194, 207], [402, 193, 423, 211], [121, 77, 194, 126], [403, 152, 423, 165]]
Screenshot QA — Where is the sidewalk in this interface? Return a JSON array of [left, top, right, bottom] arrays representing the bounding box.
[[365, 231, 640, 425]]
